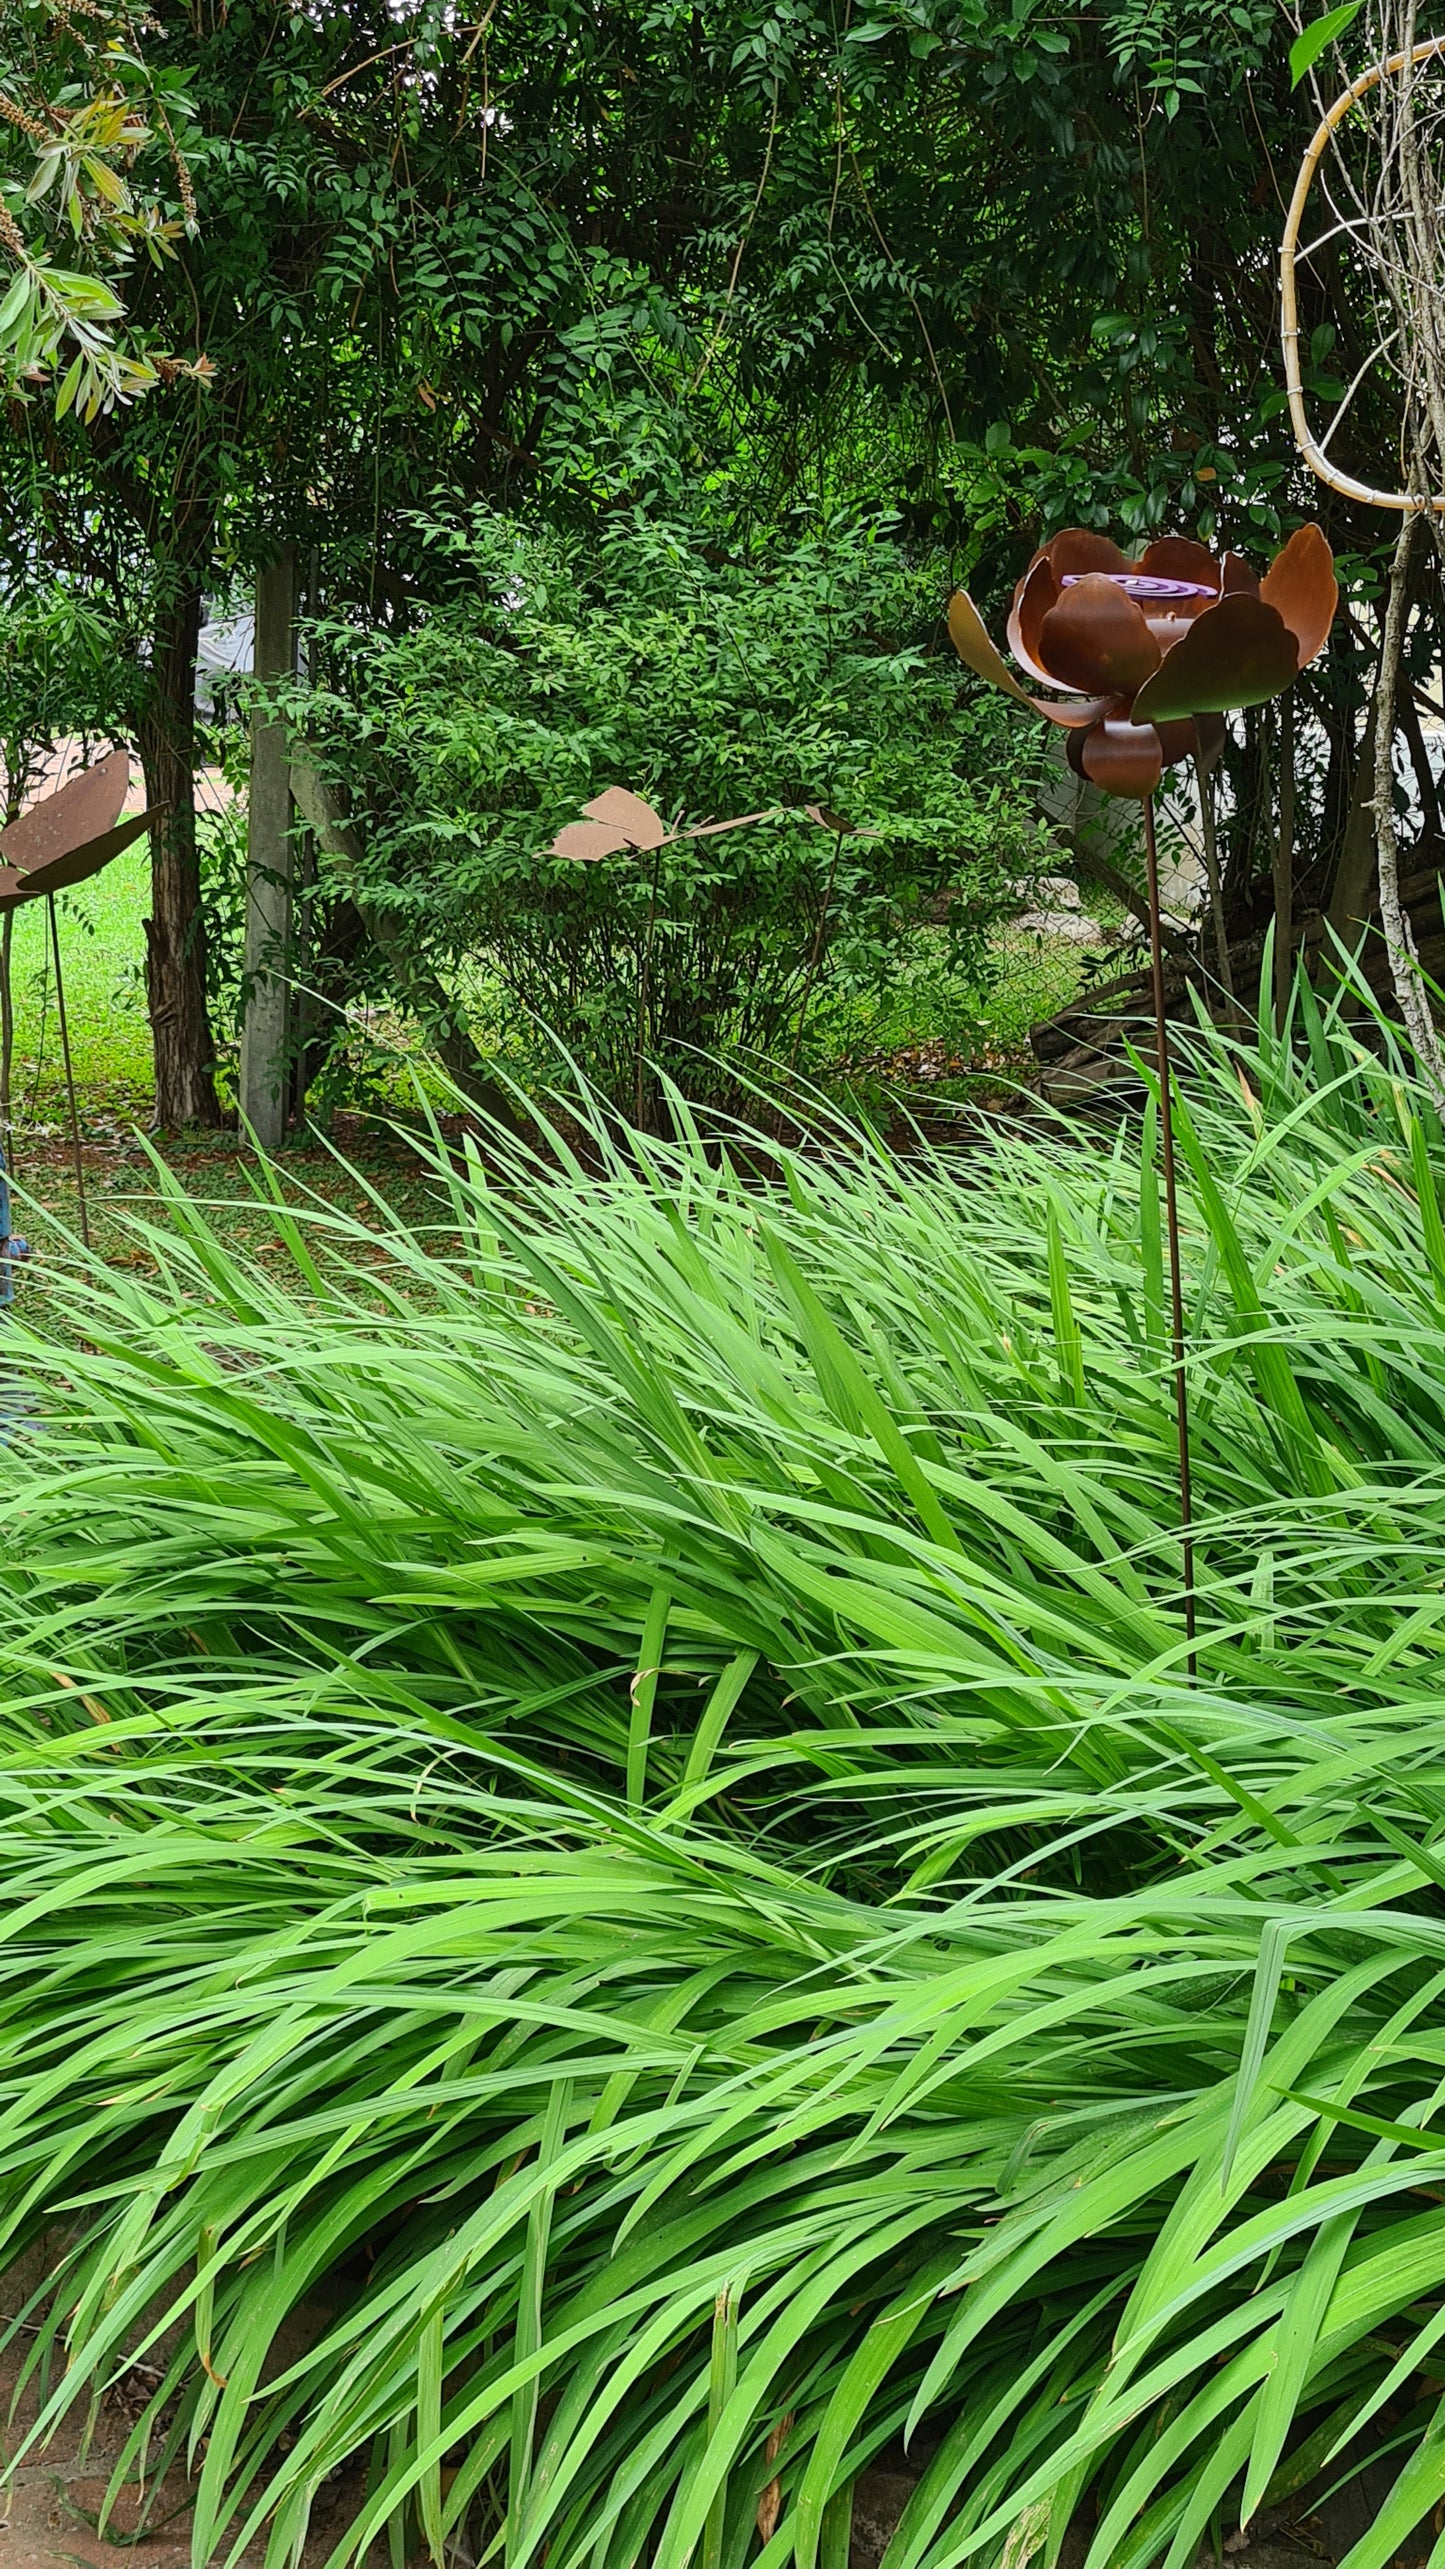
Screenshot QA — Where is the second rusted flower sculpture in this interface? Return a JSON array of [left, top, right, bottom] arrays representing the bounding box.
[[949, 524, 1339, 1665]]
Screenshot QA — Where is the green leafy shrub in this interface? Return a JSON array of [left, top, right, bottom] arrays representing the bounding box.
[[7, 978, 1445, 2566], [287, 507, 1044, 1116], [0, 582, 141, 814]]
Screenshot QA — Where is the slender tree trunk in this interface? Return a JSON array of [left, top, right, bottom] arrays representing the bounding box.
[[1326, 692, 1381, 945], [1193, 751, 1233, 1008], [138, 575, 221, 1128], [1374, 511, 1445, 1103], [1273, 691, 1295, 1033]]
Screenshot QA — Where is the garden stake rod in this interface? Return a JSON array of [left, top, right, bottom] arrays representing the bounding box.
[[0, 909, 13, 1189], [0, 755, 167, 1262], [47, 893, 88, 1252], [945, 523, 1337, 1675], [1142, 793, 1195, 1663], [788, 811, 859, 1080]]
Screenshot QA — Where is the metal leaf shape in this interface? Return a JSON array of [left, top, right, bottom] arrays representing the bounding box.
[[1259, 524, 1337, 672], [1131, 596, 1301, 723], [5, 807, 156, 897], [0, 747, 130, 878], [583, 788, 668, 850], [946, 591, 1034, 704], [677, 811, 771, 840], [552, 820, 631, 862]]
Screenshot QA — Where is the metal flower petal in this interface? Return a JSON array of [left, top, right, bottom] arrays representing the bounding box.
[[1130, 594, 1302, 725], [1258, 524, 1337, 672], [1038, 574, 1162, 697], [1040, 529, 1131, 580], [1007, 557, 1062, 686], [1077, 716, 1164, 798], [947, 590, 1038, 705]]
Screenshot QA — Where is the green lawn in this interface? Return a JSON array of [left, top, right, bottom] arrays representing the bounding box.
[[4, 835, 155, 1133]]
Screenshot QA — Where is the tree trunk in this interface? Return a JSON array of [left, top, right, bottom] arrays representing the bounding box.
[[1373, 510, 1445, 1104], [138, 575, 221, 1128]]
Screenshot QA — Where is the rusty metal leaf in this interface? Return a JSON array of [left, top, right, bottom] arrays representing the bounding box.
[[1038, 575, 1162, 697], [0, 748, 130, 877], [677, 811, 772, 841], [552, 820, 632, 862], [1131, 595, 1300, 723], [7, 806, 156, 897], [583, 787, 668, 849], [1258, 524, 1337, 671], [946, 590, 1034, 704]]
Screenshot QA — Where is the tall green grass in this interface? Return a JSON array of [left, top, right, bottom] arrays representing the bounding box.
[[4, 981, 1445, 2569]]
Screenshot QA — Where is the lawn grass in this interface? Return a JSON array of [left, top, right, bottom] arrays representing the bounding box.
[[3, 836, 155, 1134]]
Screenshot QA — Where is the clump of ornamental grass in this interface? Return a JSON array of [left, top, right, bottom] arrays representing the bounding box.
[[2, 974, 1445, 2569]]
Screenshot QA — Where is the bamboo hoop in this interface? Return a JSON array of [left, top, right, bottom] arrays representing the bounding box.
[[1281, 33, 1445, 509]]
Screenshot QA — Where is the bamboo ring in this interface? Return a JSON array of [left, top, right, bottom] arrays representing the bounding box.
[[1281, 33, 1445, 510]]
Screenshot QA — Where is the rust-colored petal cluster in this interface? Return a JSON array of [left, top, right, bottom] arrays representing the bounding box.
[[949, 526, 1337, 799]]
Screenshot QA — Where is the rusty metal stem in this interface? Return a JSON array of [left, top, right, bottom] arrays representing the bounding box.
[[0, 909, 13, 1188], [636, 846, 663, 1132], [48, 895, 88, 1251], [1142, 794, 1195, 1668], [789, 825, 845, 1080]]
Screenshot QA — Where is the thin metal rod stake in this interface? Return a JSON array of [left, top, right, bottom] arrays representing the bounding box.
[[48, 894, 89, 1251], [1142, 794, 1195, 1668], [0, 909, 14, 1189], [789, 825, 846, 1080], [635, 845, 663, 1132]]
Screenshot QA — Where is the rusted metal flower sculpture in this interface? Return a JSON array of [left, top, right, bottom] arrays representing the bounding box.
[[949, 523, 1338, 1673], [947, 527, 1337, 798]]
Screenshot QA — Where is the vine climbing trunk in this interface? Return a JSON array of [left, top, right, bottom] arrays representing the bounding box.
[[1374, 510, 1445, 1104], [138, 574, 222, 1130]]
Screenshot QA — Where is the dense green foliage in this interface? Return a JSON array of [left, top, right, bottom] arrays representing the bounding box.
[[0, 581, 138, 817], [0, 0, 204, 414], [1, 0, 1402, 1121], [289, 508, 1042, 1112], [4, 988, 1445, 2564]]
